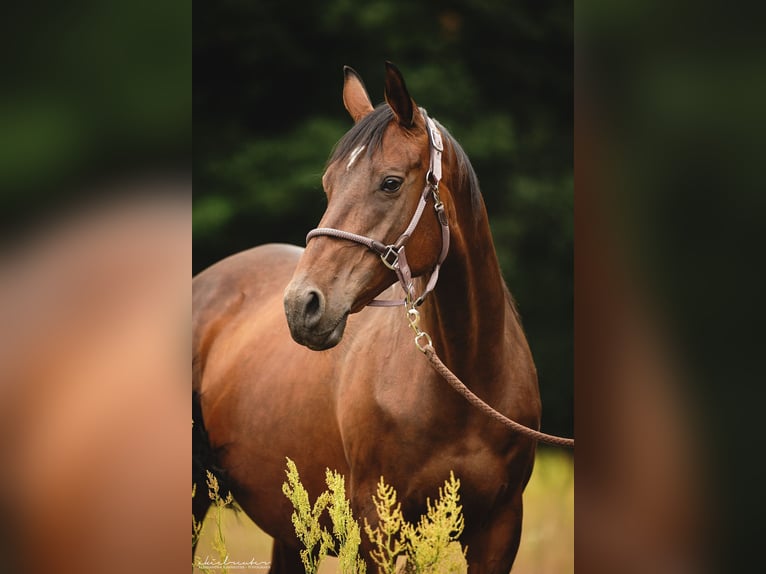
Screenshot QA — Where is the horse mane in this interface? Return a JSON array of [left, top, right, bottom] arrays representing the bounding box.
[[328, 105, 483, 225]]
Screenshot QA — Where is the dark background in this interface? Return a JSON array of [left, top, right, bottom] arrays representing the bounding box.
[[193, 0, 574, 438]]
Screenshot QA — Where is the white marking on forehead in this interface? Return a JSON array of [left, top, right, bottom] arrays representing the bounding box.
[[346, 145, 366, 171]]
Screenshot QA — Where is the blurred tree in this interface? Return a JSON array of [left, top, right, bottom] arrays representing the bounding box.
[[0, 0, 190, 242], [193, 0, 572, 436]]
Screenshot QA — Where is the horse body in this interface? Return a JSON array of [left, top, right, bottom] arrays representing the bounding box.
[[193, 64, 541, 573]]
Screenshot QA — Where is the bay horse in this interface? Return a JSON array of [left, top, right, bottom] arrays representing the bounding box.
[[193, 63, 541, 573]]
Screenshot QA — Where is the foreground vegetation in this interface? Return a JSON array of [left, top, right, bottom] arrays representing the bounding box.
[[283, 458, 466, 574], [194, 448, 573, 573]]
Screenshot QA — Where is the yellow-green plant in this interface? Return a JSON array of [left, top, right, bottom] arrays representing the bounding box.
[[284, 460, 467, 574], [282, 458, 334, 574], [400, 472, 466, 574], [208, 471, 234, 572], [193, 471, 234, 574], [192, 483, 203, 549], [326, 469, 367, 574], [363, 478, 406, 574]]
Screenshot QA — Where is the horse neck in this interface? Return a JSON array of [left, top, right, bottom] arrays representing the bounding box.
[[420, 185, 511, 385]]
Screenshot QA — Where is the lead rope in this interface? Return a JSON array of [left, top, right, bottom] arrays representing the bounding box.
[[406, 300, 575, 448]]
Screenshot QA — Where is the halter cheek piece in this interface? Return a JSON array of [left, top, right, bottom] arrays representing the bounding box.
[[305, 114, 450, 307]]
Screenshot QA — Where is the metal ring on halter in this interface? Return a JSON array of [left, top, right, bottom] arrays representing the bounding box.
[[415, 331, 433, 352], [380, 246, 399, 270]]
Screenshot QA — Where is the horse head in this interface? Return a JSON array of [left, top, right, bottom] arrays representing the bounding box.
[[284, 63, 449, 350]]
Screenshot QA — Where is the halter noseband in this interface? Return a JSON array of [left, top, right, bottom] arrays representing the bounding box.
[[305, 113, 450, 307]]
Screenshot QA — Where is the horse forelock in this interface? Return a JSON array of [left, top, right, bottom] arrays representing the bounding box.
[[327, 106, 483, 226], [327, 105, 395, 168]]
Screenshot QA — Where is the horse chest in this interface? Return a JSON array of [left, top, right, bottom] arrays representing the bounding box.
[[344, 390, 511, 489]]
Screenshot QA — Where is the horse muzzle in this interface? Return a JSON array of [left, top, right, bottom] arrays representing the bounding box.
[[283, 280, 349, 350]]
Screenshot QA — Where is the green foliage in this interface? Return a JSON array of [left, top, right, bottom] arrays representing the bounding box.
[[207, 470, 235, 573], [325, 469, 367, 574], [194, 453, 573, 574], [282, 458, 334, 574], [282, 459, 467, 574], [363, 473, 466, 574], [364, 478, 406, 574], [192, 483, 203, 549], [193, 471, 235, 574], [400, 472, 465, 574]]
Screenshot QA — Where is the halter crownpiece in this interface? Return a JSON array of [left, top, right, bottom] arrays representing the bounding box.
[[306, 112, 450, 307]]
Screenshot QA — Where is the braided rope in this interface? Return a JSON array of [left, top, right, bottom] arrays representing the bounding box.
[[423, 346, 575, 448]]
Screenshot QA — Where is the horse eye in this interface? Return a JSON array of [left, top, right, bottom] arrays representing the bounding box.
[[381, 177, 402, 193]]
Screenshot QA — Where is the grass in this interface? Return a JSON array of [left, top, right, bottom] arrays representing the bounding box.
[[193, 448, 573, 573], [512, 448, 574, 574]]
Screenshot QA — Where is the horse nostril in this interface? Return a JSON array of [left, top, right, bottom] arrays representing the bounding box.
[[306, 291, 319, 314], [303, 289, 324, 327]]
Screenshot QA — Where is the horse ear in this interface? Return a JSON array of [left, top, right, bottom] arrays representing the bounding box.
[[384, 61, 415, 127], [343, 66, 374, 123]]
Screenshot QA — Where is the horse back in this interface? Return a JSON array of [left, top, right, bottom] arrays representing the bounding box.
[[193, 244, 303, 392]]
